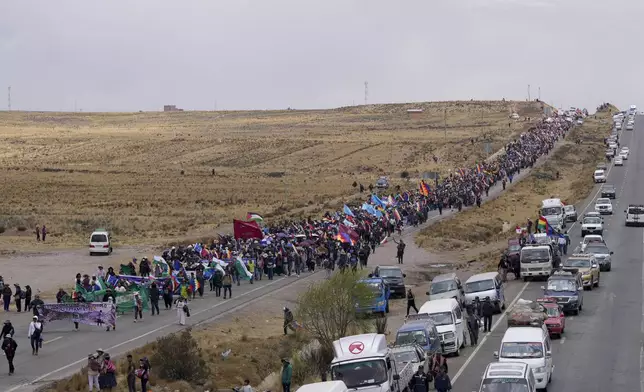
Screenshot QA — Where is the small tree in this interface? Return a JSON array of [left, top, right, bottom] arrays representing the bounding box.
[[400, 171, 409, 179], [152, 329, 210, 382], [374, 316, 388, 334], [352, 181, 358, 188], [297, 272, 372, 348]]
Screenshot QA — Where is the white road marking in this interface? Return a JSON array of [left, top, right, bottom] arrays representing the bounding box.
[[560, 337, 566, 345], [6, 275, 307, 392], [43, 336, 62, 345], [452, 281, 530, 383]]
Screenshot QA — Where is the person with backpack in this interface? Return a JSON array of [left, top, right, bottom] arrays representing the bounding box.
[[87, 353, 101, 391], [27, 316, 43, 355], [136, 357, 150, 392], [99, 353, 117, 391]]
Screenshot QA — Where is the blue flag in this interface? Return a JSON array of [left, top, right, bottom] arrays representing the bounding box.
[[343, 205, 355, 217]]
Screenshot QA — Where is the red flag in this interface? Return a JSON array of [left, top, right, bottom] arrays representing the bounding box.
[[337, 224, 360, 245], [233, 219, 263, 240]]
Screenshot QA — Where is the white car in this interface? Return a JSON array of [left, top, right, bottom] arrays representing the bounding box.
[[608, 142, 618, 150], [581, 216, 603, 237], [615, 156, 624, 166], [616, 122, 622, 130], [595, 198, 613, 215], [593, 169, 606, 183], [577, 119, 584, 125], [625, 205, 644, 227], [89, 229, 112, 255], [581, 234, 605, 252], [626, 123, 634, 130]]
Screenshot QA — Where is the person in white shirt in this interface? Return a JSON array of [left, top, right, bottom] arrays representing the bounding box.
[[96, 266, 106, 280], [241, 379, 253, 392], [27, 316, 43, 355], [175, 297, 187, 325]]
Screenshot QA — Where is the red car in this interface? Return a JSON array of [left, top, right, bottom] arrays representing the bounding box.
[[537, 298, 565, 338]]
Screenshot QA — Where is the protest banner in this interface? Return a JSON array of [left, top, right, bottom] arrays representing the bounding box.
[[38, 302, 116, 328]]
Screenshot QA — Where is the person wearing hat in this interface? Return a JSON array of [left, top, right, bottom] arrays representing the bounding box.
[[1, 320, 14, 340], [481, 297, 495, 333], [87, 353, 101, 391], [1, 333, 17, 375], [28, 315, 43, 355], [281, 358, 293, 392], [96, 265, 105, 280], [133, 292, 143, 323]]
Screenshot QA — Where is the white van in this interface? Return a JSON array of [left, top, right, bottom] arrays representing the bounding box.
[[463, 272, 505, 312], [89, 229, 112, 256], [296, 381, 348, 392], [494, 327, 554, 390], [418, 298, 465, 356], [426, 273, 464, 305], [477, 362, 537, 392]]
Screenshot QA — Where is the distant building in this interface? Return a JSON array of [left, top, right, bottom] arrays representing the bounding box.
[[163, 105, 184, 112], [407, 108, 423, 119]]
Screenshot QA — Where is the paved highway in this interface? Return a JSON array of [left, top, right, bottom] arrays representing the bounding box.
[[438, 117, 641, 391], [0, 132, 569, 392]]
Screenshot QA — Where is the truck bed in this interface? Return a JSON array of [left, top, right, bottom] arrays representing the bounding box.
[[393, 360, 414, 392]]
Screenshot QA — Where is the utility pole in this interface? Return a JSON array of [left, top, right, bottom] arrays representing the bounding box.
[[538, 87, 541, 101], [528, 84, 531, 101], [444, 108, 447, 140], [7, 86, 11, 111], [364, 81, 368, 105]]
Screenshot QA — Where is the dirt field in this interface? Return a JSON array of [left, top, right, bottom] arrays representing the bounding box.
[[0, 101, 545, 251], [415, 106, 616, 263]]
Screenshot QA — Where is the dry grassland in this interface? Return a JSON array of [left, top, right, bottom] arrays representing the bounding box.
[[0, 101, 545, 249], [415, 106, 617, 261]]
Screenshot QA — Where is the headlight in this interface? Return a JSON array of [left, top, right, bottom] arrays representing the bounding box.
[[570, 296, 579, 301], [582, 273, 591, 279], [443, 332, 455, 340], [534, 366, 546, 374], [377, 301, 385, 306]]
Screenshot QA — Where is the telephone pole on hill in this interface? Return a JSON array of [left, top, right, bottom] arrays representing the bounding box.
[[527, 84, 531, 101], [364, 81, 368, 105], [538, 87, 541, 101], [7, 86, 11, 111]]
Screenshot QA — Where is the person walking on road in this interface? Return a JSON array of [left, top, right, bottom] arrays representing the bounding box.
[[1, 320, 15, 339], [27, 315, 43, 355], [2, 334, 17, 375], [281, 358, 293, 392], [223, 272, 233, 299], [149, 283, 160, 316], [175, 296, 187, 326], [133, 292, 143, 323], [466, 309, 480, 346], [393, 238, 406, 264], [2, 284, 10, 311], [433, 367, 452, 392], [406, 289, 419, 316], [481, 297, 495, 333]]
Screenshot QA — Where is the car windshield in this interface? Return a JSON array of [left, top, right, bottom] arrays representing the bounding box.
[[583, 217, 601, 224], [602, 186, 615, 191], [379, 269, 403, 278], [594, 171, 604, 175], [564, 258, 591, 268], [545, 307, 561, 317], [331, 359, 387, 389], [465, 279, 495, 293], [480, 379, 529, 392], [91, 234, 107, 242], [508, 245, 521, 252], [393, 350, 419, 363], [596, 198, 610, 205], [547, 279, 576, 292], [521, 248, 550, 262], [583, 237, 602, 244], [500, 342, 544, 359], [427, 312, 454, 326], [395, 330, 428, 346], [586, 246, 609, 255], [430, 280, 457, 294], [541, 207, 561, 216], [364, 283, 383, 296], [564, 205, 575, 212], [628, 207, 644, 214]]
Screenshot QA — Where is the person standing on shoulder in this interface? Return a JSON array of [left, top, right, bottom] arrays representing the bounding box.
[[392, 238, 406, 264], [406, 289, 419, 316], [283, 307, 296, 335], [126, 354, 137, 392], [481, 297, 495, 333], [281, 358, 293, 392], [87, 353, 101, 391]]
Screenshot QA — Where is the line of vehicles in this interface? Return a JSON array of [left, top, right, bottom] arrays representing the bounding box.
[[297, 109, 635, 392]]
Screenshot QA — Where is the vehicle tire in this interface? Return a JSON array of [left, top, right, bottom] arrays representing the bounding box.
[[573, 308, 579, 315], [581, 230, 586, 237], [461, 332, 466, 348], [385, 302, 390, 314], [89, 252, 94, 256], [523, 277, 528, 282], [454, 342, 460, 357], [595, 276, 599, 287], [607, 264, 612, 271], [109, 247, 113, 254], [579, 302, 583, 311]]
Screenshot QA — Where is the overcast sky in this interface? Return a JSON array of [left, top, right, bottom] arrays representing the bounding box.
[[0, 0, 640, 112]]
